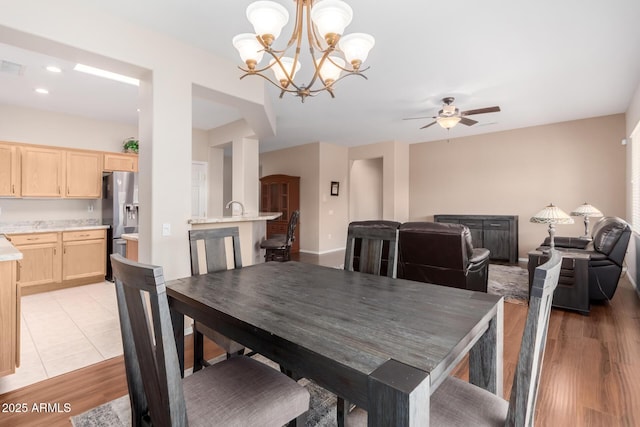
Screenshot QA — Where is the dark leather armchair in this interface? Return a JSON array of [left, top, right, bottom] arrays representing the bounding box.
[[397, 222, 490, 292], [539, 216, 631, 301]]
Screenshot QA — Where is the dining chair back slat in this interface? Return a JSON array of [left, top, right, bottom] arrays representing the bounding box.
[[189, 227, 242, 275]]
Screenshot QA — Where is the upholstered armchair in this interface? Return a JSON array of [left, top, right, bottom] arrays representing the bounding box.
[[397, 222, 490, 292], [539, 216, 631, 301]]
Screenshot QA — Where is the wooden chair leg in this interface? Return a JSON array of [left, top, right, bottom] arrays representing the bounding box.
[[193, 327, 204, 373], [336, 397, 353, 427]]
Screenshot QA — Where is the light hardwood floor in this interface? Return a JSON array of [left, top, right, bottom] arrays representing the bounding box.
[[1, 255, 639, 426]]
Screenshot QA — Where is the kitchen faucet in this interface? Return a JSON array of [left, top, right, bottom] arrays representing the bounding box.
[[225, 200, 245, 216]]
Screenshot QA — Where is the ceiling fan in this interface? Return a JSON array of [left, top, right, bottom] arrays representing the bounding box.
[[405, 97, 501, 130]]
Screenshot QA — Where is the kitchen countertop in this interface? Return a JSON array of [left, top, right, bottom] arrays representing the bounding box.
[[121, 233, 138, 241], [189, 212, 282, 224], [0, 236, 23, 261], [0, 220, 109, 235]]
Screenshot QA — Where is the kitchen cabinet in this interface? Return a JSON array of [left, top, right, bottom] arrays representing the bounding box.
[[20, 146, 64, 197], [0, 142, 20, 197], [10, 232, 62, 293], [8, 228, 106, 295], [434, 214, 519, 263], [0, 259, 20, 377], [65, 150, 102, 198], [62, 229, 106, 281], [104, 152, 138, 172], [260, 174, 300, 253]]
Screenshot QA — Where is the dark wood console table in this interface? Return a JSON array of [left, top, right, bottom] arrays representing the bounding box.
[[434, 214, 519, 263]]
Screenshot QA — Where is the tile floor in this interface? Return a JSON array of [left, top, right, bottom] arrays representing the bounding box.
[[0, 281, 123, 394]]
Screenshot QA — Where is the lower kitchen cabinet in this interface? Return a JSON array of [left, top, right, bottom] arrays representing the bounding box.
[[0, 259, 20, 377], [10, 232, 62, 291], [62, 229, 106, 281], [8, 228, 106, 295]]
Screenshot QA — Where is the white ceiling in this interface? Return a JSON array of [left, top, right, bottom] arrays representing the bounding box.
[[1, 0, 640, 152]]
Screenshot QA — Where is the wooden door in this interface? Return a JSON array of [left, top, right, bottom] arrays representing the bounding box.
[[0, 143, 20, 197], [21, 146, 64, 197], [66, 150, 102, 198]]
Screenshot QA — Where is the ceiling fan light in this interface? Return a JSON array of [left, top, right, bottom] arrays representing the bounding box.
[[316, 56, 345, 83], [246, 1, 289, 43], [311, 0, 353, 44], [269, 57, 301, 84], [338, 33, 375, 69], [232, 33, 265, 68], [437, 116, 461, 129]]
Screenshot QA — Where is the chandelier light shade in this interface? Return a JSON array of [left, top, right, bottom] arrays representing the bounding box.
[[437, 116, 462, 129], [530, 203, 574, 251], [233, 0, 375, 101], [570, 202, 603, 240]]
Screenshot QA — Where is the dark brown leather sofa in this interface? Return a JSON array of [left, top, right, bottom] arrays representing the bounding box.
[[539, 216, 631, 301], [397, 222, 491, 292]]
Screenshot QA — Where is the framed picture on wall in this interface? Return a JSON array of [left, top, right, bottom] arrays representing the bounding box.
[[330, 181, 339, 196]]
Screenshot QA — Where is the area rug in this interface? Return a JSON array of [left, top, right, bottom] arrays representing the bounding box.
[[71, 355, 337, 427], [488, 263, 529, 304]]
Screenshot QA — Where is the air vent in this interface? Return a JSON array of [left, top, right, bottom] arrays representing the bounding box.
[[0, 60, 26, 76]]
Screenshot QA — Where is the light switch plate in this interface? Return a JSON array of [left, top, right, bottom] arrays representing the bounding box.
[[162, 223, 171, 236]]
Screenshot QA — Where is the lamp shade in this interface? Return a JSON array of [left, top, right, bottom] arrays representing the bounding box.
[[530, 204, 574, 224], [338, 33, 375, 67], [270, 57, 301, 83], [246, 1, 289, 41], [317, 56, 345, 83], [437, 116, 461, 129], [311, 0, 353, 39], [232, 33, 265, 65], [571, 202, 603, 217]]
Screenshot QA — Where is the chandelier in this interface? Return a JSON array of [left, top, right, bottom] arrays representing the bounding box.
[[232, 0, 375, 102]]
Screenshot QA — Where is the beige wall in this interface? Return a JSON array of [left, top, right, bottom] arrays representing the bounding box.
[[409, 114, 627, 259], [260, 143, 321, 252], [349, 140, 410, 222], [318, 143, 349, 253], [350, 158, 383, 221]]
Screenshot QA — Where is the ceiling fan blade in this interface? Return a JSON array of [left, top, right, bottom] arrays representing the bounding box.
[[460, 117, 478, 126], [403, 116, 436, 121], [461, 106, 501, 116], [420, 121, 437, 129]]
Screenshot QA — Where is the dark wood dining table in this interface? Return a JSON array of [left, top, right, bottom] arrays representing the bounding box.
[[166, 261, 503, 426]]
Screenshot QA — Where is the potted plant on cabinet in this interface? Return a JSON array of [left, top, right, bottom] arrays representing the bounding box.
[[123, 137, 139, 154]]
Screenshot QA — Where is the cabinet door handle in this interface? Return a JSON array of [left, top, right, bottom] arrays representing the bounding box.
[[78, 234, 90, 237], [58, 186, 61, 195], [26, 237, 38, 241], [17, 262, 21, 281], [54, 248, 57, 255], [11, 184, 15, 194], [489, 223, 501, 227]]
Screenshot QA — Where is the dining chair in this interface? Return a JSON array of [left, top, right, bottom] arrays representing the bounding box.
[[343, 220, 401, 277], [260, 210, 300, 262], [189, 227, 245, 371], [343, 250, 563, 427], [110, 254, 310, 427], [337, 220, 401, 426]]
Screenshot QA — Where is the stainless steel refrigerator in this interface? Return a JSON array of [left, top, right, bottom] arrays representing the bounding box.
[[102, 171, 139, 280]]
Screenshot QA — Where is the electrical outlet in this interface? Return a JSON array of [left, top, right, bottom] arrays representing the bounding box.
[[0, 207, 2, 216], [87, 203, 94, 212], [162, 223, 171, 236]]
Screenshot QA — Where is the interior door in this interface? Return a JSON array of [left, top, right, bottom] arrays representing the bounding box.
[[192, 161, 208, 219]]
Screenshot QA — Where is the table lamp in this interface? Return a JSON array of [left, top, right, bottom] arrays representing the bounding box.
[[570, 202, 603, 240], [530, 203, 574, 251]]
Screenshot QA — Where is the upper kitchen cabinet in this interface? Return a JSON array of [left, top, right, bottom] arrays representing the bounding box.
[[20, 146, 64, 197], [66, 150, 102, 198], [0, 142, 21, 197], [104, 152, 138, 172]]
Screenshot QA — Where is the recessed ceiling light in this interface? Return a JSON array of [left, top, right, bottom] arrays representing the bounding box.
[[35, 88, 49, 94], [73, 63, 139, 86], [46, 65, 62, 73]]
